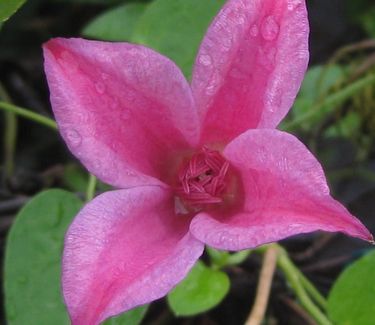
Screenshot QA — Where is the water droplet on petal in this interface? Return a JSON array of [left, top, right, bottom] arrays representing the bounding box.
[[66, 129, 82, 147], [95, 81, 105, 94], [237, 15, 246, 25], [250, 25, 259, 37], [101, 73, 110, 80], [287, 0, 302, 11], [223, 36, 233, 48], [199, 54, 213, 66], [261, 16, 279, 41]]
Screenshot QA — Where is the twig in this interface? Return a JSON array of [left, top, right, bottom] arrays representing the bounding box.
[[280, 296, 318, 325], [0, 84, 18, 179], [0, 101, 57, 130], [277, 249, 332, 325], [293, 233, 334, 261], [0, 196, 29, 214], [245, 245, 278, 325]]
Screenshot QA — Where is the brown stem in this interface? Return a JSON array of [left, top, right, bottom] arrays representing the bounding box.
[[245, 245, 279, 325]]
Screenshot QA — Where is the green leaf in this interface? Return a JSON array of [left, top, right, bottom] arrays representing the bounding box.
[[327, 250, 375, 325], [132, 0, 225, 79], [324, 111, 362, 139], [299, 65, 344, 102], [51, 0, 122, 4], [4, 190, 82, 325], [285, 65, 345, 131], [4, 189, 148, 325], [103, 305, 148, 325], [167, 261, 230, 316], [359, 6, 375, 38], [284, 73, 375, 132], [0, 0, 27, 22], [63, 164, 89, 193], [82, 3, 147, 42]]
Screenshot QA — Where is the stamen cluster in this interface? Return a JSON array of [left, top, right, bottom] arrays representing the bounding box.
[[177, 148, 229, 206]]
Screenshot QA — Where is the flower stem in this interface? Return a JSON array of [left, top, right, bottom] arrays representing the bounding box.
[[276, 246, 332, 325], [0, 86, 18, 178], [245, 245, 278, 325], [298, 269, 327, 311], [86, 174, 97, 202], [0, 101, 57, 130]]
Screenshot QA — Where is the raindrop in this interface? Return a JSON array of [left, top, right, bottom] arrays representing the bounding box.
[[222, 36, 233, 49], [237, 15, 246, 25], [199, 54, 213, 66], [65, 128, 82, 147], [287, 0, 302, 11], [95, 81, 105, 94], [261, 16, 279, 41], [250, 25, 259, 37], [101, 72, 110, 80]]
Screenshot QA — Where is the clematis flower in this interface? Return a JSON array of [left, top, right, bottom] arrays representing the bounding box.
[[43, 0, 372, 324]]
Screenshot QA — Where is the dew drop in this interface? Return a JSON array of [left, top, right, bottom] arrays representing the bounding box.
[[261, 16, 279, 41], [95, 81, 105, 94], [237, 15, 246, 25], [65, 129, 82, 147], [93, 160, 102, 170], [250, 24, 259, 37], [287, 0, 302, 11], [222, 36, 233, 49], [199, 54, 213, 66], [101, 72, 110, 80]]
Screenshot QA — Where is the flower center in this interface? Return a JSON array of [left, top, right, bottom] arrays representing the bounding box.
[[176, 147, 230, 207]]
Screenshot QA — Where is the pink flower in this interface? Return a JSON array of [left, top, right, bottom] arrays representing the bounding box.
[[43, 0, 372, 324]]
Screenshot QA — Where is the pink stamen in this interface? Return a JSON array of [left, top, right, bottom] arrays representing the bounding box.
[[176, 148, 230, 206]]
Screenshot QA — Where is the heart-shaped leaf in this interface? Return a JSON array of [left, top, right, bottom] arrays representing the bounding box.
[[82, 3, 147, 41], [167, 261, 230, 316], [4, 189, 148, 325], [327, 250, 375, 325], [132, 0, 225, 79]]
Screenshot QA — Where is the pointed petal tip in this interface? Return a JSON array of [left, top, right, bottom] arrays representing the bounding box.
[[366, 234, 375, 245]]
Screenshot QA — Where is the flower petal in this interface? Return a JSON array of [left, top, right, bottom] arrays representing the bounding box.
[[44, 38, 199, 188], [63, 186, 204, 325], [192, 0, 309, 145], [190, 129, 372, 250]]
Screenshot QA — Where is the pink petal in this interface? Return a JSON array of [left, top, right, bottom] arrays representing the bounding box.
[[63, 186, 204, 325], [190, 129, 373, 250], [192, 0, 309, 145], [44, 38, 199, 188]]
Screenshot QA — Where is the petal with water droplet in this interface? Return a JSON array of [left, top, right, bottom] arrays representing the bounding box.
[[44, 38, 200, 188], [190, 129, 373, 250], [63, 186, 204, 325], [192, 0, 309, 145]]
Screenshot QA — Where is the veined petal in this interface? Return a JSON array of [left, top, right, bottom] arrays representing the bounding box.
[[192, 0, 309, 145], [63, 186, 204, 325], [190, 129, 372, 250], [44, 38, 199, 188]]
